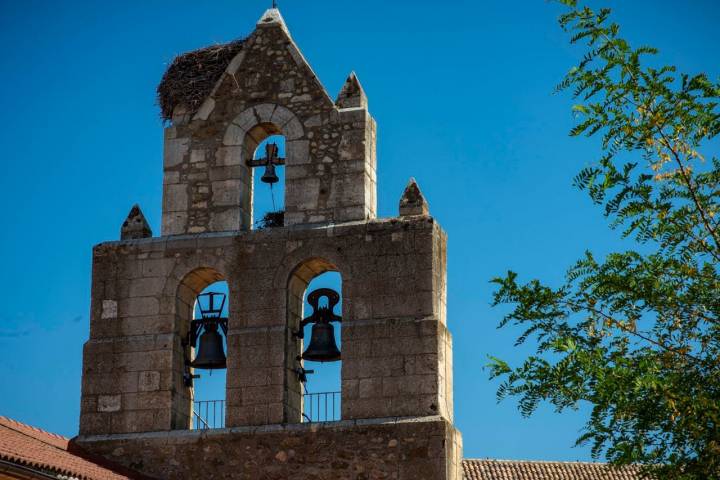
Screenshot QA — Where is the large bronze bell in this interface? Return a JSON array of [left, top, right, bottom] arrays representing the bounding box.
[[299, 288, 342, 363], [261, 162, 279, 184], [190, 321, 227, 370], [302, 322, 341, 362]]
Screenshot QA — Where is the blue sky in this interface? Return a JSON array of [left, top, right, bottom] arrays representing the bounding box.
[[1, 0, 718, 462]]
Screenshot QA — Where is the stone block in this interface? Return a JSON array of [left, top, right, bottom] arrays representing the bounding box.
[[269, 105, 294, 126], [138, 371, 161, 392], [209, 207, 242, 232], [285, 139, 310, 165], [215, 146, 243, 166], [190, 149, 206, 163], [283, 117, 303, 140], [101, 300, 117, 319], [163, 184, 188, 212], [163, 137, 189, 168], [97, 395, 121, 412], [128, 277, 166, 298], [118, 296, 160, 318], [193, 97, 215, 121], [212, 179, 241, 206], [223, 123, 245, 146]]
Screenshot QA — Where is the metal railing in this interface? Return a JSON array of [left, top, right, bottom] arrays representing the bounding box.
[[303, 391, 340, 423], [193, 400, 225, 430], [192, 393, 340, 428]]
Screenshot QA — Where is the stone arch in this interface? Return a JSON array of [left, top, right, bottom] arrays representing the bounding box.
[[171, 266, 228, 430], [272, 244, 352, 291], [223, 103, 305, 146], [222, 103, 309, 227], [284, 257, 343, 422]]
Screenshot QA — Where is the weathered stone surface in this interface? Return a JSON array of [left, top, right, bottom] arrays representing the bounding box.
[[400, 177, 430, 217], [79, 7, 460, 480], [120, 204, 152, 240], [101, 300, 117, 320], [159, 6, 376, 235], [336, 71, 368, 109], [76, 416, 462, 480], [97, 395, 121, 412], [81, 216, 450, 434]]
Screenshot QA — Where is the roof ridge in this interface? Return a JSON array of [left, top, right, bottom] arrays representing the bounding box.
[[464, 458, 622, 465], [0, 416, 69, 447]]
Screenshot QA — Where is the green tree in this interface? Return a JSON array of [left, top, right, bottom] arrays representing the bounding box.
[[489, 2, 720, 479]]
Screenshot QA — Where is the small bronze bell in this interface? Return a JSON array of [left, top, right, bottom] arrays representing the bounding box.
[[190, 321, 227, 370], [302, 322, 341, 362], [261, 162, 279, 184]]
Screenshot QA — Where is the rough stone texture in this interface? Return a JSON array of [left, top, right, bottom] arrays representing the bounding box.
[[399, 178, 429, 217], [79, 8, 461, 480], [120, 205, 152, 240], [80, 216, 450, 434], [160, 9, 377, 235], [336, 72, 368, 110], [76, 417, 463, 480]]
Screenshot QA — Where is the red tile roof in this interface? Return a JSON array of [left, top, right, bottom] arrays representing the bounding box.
[[463, 459, 644, 480], [0, 416, 145, 480]]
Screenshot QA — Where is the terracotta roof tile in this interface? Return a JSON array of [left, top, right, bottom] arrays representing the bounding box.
[[463, 459, 644, 480], [0, 416, 144, 480]]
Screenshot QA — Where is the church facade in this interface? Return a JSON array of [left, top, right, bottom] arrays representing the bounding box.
[[75, 7, 461, 480]]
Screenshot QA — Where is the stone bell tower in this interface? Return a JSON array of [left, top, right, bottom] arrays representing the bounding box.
[[76, 8, 462, 480]]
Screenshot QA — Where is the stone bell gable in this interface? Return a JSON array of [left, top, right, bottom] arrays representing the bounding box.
[[77, 7, 460, 480], [159, 8, 376, 235]]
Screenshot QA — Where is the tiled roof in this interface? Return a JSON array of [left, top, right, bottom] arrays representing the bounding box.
[[463, 459, 644, 480], [0, 416, 144, 480]]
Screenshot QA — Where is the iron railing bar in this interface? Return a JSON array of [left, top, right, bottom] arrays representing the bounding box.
[[193, 399, 226, 430], [300, 391, 342, 423], [193, 410, 209, 429]]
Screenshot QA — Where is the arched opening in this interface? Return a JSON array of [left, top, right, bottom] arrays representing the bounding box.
[[189, 280, 228, 429], [287, 259, 342, 423], [244, 124, 285, 229], [174, 268, 228, 430]]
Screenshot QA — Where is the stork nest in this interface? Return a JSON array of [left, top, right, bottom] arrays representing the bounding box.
[[256, 210, 285, 229], [157, 38, 246, 121]]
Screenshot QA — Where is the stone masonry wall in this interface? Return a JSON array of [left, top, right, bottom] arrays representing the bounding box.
[[75, 416, 463, 480], [80, 217, 450, 435], [161, 12, 377, 235]]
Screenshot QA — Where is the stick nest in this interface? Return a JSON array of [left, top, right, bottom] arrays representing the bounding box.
[[157, 38, 246, 121], [256, 210, 285, 229]]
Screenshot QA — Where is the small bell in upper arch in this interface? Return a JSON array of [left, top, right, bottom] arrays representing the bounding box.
[[261, 162, 280, 184]]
